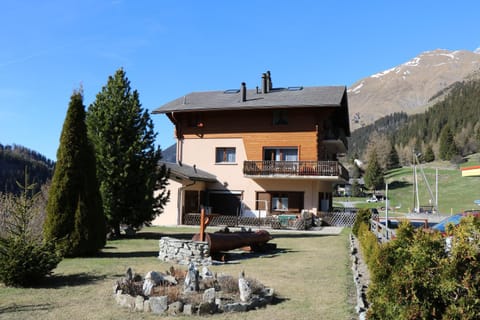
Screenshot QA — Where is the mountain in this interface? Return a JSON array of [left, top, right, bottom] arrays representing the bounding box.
[[161, 143, 176, 163], [0, 144, 54, 194], [348, 49, 480, 130]]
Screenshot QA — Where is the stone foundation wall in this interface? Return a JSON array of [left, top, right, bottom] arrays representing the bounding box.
[[158, 237, 212, 266]]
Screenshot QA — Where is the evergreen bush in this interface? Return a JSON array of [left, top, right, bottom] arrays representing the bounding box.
[[0, 237, 61, 287], [0, 173, 61, 287]]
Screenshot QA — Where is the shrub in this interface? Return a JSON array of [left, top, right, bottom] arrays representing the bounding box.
[[0, 173, 62, 287], [0, 237, 61, 287], [352, 208, 372, 237], [366, 217, 480, 319]]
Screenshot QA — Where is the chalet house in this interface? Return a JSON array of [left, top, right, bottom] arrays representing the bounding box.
[[152, 71, 350, 225]]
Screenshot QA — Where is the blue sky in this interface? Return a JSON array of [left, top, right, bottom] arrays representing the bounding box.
[[1, 0, 479, 161]]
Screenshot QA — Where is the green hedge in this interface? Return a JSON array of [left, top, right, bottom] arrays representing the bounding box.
[[356, 216, 480, 319]]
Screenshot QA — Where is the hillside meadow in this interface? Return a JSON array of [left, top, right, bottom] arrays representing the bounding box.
[[343, 155, 480, 215], [0, 226, 356, 320]]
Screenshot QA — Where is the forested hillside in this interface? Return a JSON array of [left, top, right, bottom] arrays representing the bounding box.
[[0, 144, 54, 194], [348, 78, 480, 164]]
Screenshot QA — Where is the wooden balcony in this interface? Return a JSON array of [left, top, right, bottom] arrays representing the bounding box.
[[243, 160, 349, 181]]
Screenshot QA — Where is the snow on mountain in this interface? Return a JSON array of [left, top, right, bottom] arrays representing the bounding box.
[[348, 49, 480, 129]]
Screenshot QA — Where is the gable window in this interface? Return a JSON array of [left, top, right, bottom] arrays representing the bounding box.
[[273, 110, 288, 125], [263, 147, 298, 161], [216, 147, 236, 163]]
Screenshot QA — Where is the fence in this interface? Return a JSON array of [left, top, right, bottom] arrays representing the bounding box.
[[183, 208, 359, 229]]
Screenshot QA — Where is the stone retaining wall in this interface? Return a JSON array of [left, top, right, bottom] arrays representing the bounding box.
[[158, 237, 212, 266]]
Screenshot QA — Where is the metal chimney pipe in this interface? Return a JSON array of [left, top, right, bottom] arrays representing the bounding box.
[[262, 73, 267, 94], [240, 82, 247, 102], [267, 70, 272, 91]]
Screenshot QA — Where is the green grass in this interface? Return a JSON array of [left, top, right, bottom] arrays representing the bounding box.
[[384, 165, 480, 214], [336, 156, 480, 216], [0, 227, 356, 320]]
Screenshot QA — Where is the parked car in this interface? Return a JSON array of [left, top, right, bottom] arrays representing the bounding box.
[[366, 196, 378, 203]]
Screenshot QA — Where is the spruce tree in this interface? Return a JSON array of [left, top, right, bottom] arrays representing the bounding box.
[[364, 149, 384, 191], [386, 145, 400, 169], [424, 145, 435, 162], [44, 90, 106, 257], [87, 69, 169, 237], [439, 126, 458, 160]]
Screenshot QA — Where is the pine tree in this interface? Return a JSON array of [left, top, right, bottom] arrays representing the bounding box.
[[439, 126, 458, 160], [43, 90, 106, 257], [87, 69, 169, 237], [424, 145, 435, 162], [364, 149, 384, 191], [386, 145, 400, 170]]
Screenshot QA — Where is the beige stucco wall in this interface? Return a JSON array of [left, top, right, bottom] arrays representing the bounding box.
[[152, 179, 182, 226], [177, 137, 335, 218], [152, 179, 210, 226]]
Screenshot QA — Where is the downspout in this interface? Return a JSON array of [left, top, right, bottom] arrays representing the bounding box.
[[168, 112, 183, 164], [177, 180, 196, 225]]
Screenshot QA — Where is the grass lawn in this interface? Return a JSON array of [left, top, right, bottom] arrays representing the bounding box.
[[0, 226, 356, 320]]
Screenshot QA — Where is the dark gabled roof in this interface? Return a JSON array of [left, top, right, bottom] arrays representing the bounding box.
[[153, 86, 347, 114], [161, 161, 217, 182]]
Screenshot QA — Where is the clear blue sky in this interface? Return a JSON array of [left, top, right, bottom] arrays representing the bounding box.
[[1, 0, 479, 161]]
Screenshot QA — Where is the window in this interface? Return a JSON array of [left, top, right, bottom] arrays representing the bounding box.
[[256, 191, 304, 213], [215, 147, 236, 163], [273, 110, 288, 125], [263, 147, 298, 161], [272, 194, 289, 211]]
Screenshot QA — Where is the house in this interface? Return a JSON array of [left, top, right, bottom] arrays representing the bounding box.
[[152, 71, 350, 225]]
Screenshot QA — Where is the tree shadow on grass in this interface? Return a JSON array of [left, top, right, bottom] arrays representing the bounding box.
[[387, 181, 411, 190], [133, 232, 194, 240], [98, 250, 159, 258], [0, 303, 52, 314], [36, 272, 107, 288], [271, 233, 339, 239]]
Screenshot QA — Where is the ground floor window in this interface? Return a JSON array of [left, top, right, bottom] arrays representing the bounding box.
[[319, 192, 332, 212], [256, 191, 304, 214]]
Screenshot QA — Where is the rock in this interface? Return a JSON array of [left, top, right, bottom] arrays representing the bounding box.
[[145, 271, 164, 284], [203, 287, 216, 303], [197, 302, 215, 315], [168, 301, 184, 315], [115, 292, 135, 310], [223, 302, 249, 313], [134, 295, 144, 312], [183, 304, 195, 315], [184, 262, 199, 292], [142, 278, 155, 296], [201, 266, 214, 279], [144, 300, 151, 313], [125, 267, 133, 281], [149, 296, 168, 314], [238, 271, 252, 302]]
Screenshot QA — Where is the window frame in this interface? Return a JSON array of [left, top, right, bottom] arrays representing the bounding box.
[[215, 147, 236, 164]]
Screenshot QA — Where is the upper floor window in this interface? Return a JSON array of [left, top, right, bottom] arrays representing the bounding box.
[[263, 147, 298, 161], [216, 147, 236, 163], [273, 110, 288, 125]]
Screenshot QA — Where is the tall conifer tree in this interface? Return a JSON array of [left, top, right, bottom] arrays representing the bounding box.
[[364, 149, 384, 191], [44, 90, 106, 256], [87, 69, 169, 237]]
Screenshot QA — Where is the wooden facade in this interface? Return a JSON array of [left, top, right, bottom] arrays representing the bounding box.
[[173, 107, 342, 161]]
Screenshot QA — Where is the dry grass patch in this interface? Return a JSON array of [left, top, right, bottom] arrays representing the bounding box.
[[0, 227, 355, 320]]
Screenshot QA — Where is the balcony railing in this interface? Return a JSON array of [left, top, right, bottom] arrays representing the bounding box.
[[243, 160, 349, 181]]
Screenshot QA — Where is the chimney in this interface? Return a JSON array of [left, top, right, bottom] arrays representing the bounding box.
[[240, 82, 247, 102], [262, 73, 267, 94], [267, 70, 272, 91]]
